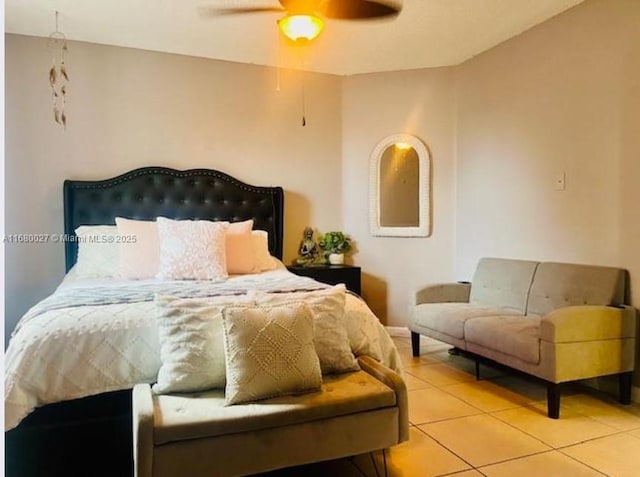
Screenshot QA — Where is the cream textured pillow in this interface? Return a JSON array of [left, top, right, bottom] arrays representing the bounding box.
[[226, 220, 258, 274], [153, 294, 254, 394], [74, 225, 119, 278], [252, 230, 277, 271], [222, 302, 322, 406], [116, 218, 160, 279], [156, 217, 229, 280], [256, 285, 359, 374]]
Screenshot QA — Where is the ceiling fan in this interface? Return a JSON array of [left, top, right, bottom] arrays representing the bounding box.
[[200, 0, 403, 43]]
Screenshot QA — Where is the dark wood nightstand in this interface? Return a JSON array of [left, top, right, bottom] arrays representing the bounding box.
[[287, 264, 361, 295]]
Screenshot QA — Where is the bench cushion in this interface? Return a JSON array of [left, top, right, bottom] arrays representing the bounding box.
[[465, 316, 541, 364], [152, 370, 396, 445], [412, 303, 521, 339]]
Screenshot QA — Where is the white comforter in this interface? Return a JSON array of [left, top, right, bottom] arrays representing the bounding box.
[[4, 269, 402, 431]]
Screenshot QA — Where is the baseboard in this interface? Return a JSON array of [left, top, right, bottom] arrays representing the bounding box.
[[385, 326, 410, 338]]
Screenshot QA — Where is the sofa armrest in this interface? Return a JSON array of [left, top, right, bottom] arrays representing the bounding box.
[[357, 355, 409, 443], [412, 282, 471, 306], [540, 305, 637, 343], [133, 383, 154, 477]]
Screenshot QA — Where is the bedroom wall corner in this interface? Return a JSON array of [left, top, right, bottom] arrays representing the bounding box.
[[341, 68, 457, 326], [3, 34, 343, 346]]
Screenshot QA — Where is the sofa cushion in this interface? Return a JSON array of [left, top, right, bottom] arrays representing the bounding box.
[[465, 315, 541, 364], [469, 258, 539, 313], [152, 370, 396, 445], [412, 303, 523, 339], [527, 263, 626, 317]]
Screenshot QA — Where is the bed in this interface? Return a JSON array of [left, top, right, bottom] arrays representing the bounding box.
[[5, 167, 402, 476]]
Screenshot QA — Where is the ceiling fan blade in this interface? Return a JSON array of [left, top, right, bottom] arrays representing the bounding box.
[[198, 5, 284, 18], [319, 0, 402, 20], [278, 0, 322, 13]]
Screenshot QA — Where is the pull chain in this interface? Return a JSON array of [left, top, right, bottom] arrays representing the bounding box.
[[301, 72, 306, 127], [297, 47, 307, 127]]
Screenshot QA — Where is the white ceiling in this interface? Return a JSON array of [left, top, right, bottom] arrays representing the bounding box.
[[5, 0, 584, 75]]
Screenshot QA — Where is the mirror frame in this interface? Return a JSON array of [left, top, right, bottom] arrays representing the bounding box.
[[369, 133, 431, 237]]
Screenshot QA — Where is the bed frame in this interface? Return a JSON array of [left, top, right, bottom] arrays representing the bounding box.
[[6, 167, 285, 477]]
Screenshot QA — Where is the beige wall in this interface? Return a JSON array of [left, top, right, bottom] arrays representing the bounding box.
[[342, 68, 457, 325], [455, 0, 640, 382], [455, 0, 639, 280], [4, 34, 343, 344]]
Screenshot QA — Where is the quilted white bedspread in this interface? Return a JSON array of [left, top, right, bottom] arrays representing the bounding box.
[[4, 269, 402, 431]]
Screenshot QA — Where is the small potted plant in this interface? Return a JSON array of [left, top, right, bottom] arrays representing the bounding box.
[[318, 231, 353, 265]]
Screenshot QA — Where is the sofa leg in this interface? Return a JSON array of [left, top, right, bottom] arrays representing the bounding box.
[[619, 372, 633, 405], [475, 358, 480, 380], [411, 332, 420, 357], [382, 448, 388, 477], [547, 383, 561, 419], [365, 450, 387, 477]]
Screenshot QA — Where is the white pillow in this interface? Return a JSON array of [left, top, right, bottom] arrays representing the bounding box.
[[222, 302, 322, 406], [153, 293, 254, 394], [255, 285, 359, 374], [156, 217, 229, 281], [252, 230, 277, 271], [74, 225, 119, 278], [116, 218, 161, 279]]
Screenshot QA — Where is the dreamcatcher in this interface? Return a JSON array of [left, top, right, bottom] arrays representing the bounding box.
[[48, 11, 69, 128]]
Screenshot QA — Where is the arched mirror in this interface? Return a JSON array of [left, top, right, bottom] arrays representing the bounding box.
[[370, 134, 431, 237]]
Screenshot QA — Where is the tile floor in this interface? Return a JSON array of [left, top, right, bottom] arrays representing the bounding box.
[[263, 335, 640, 477]]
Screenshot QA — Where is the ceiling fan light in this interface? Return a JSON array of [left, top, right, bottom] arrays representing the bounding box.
[[278, 14, 325, 42]]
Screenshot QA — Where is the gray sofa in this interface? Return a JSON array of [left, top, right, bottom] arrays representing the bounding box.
[[409, 258, 636, 418], [133, 356, 408, 477]]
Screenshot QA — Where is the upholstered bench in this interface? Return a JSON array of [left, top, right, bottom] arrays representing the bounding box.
[[133, 356, 408, 477]]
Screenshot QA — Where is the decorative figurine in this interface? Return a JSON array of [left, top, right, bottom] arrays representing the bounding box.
[[294, 227, 319, 266]]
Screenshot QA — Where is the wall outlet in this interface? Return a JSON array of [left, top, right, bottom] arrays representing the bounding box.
[[555, 172, 566, 191]]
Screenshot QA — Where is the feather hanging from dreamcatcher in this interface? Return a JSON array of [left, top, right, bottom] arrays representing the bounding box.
[[48, 11, 69, 129]]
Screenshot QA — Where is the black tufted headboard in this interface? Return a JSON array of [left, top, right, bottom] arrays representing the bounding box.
[[63, 167, 284, 272]]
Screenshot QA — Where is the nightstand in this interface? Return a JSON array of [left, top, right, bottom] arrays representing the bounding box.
[[287, 264, 362, 295]]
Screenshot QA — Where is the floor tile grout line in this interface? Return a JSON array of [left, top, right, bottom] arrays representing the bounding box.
[[554, 426, 635, 450], [409, 409, 484, 427], [405, 369, 482, 393], [436, 468, 489, 477], [488, 404, 621, 451], [411, 423, 477, 470], [417, 397, 556, 458], [473, 449, 562, 473], [418, 426, 563, 475], [554, 447, 612, 476], [408, 364, 541, 424], [432, 379, 542, 413]]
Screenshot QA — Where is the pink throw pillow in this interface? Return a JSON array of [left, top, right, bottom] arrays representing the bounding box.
[[116, 217, 160, 279], [252, 230, 277, 271], [226, 220, 258, 274], [156, 217, 229, 280]]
